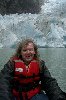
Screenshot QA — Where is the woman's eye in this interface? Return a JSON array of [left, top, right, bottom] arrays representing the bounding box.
[[22, 49, 27, 52], [22, 48, 34, 52], [30, 49, 33, 51]]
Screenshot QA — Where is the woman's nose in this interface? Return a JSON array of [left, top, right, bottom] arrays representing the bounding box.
[[26, 50, 30, 53]]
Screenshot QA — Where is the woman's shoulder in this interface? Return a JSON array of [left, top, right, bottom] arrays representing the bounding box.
[[40, 59, 45, 63], [10, 56, 19, 61], [40, 59, 45, 67]]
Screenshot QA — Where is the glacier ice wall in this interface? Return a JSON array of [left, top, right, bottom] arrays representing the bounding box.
[[35, 0, 66, 47], [0, 0, 66, 48], [0, 14, 46, 48]]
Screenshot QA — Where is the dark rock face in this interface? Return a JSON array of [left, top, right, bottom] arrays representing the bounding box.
[[0, 0, 44, 15]]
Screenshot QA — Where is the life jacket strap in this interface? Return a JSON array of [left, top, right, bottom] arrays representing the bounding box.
[[14, 81, 39, 92]]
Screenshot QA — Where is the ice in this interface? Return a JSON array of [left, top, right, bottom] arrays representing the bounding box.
[[0, 0, 66, 48]]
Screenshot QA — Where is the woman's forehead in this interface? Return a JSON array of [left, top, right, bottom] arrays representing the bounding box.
[[22, 42, 34, 48]]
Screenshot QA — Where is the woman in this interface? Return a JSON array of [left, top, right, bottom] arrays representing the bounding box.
[[0, 39, 66, 100]]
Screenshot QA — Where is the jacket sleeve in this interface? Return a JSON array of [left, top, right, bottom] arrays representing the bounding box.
[[40, 60, 66, 100], [0, 60, 15, 100]]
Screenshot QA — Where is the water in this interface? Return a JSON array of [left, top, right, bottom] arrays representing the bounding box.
[[0, 48, 15, 70], [0, 47, 66, 92]]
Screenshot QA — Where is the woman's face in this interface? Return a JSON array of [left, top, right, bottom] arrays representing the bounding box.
[[21, 42, 35, 63]]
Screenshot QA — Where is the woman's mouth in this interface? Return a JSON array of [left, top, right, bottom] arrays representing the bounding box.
[[25, 55, 31, 58]]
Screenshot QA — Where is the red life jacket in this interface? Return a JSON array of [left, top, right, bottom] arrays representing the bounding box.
[[12, 57, 41, 100]]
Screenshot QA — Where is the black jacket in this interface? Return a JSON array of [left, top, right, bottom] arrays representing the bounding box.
[[0, 60, 66, 100]]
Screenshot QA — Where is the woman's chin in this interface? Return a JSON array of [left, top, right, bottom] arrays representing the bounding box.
[[25, 58, 32, 62]]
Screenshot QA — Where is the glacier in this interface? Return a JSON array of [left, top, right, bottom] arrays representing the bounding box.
[[0, 0, 66, 48]]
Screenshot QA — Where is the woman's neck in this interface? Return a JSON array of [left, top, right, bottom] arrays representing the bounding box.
[[23, 60, 31, 66]]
